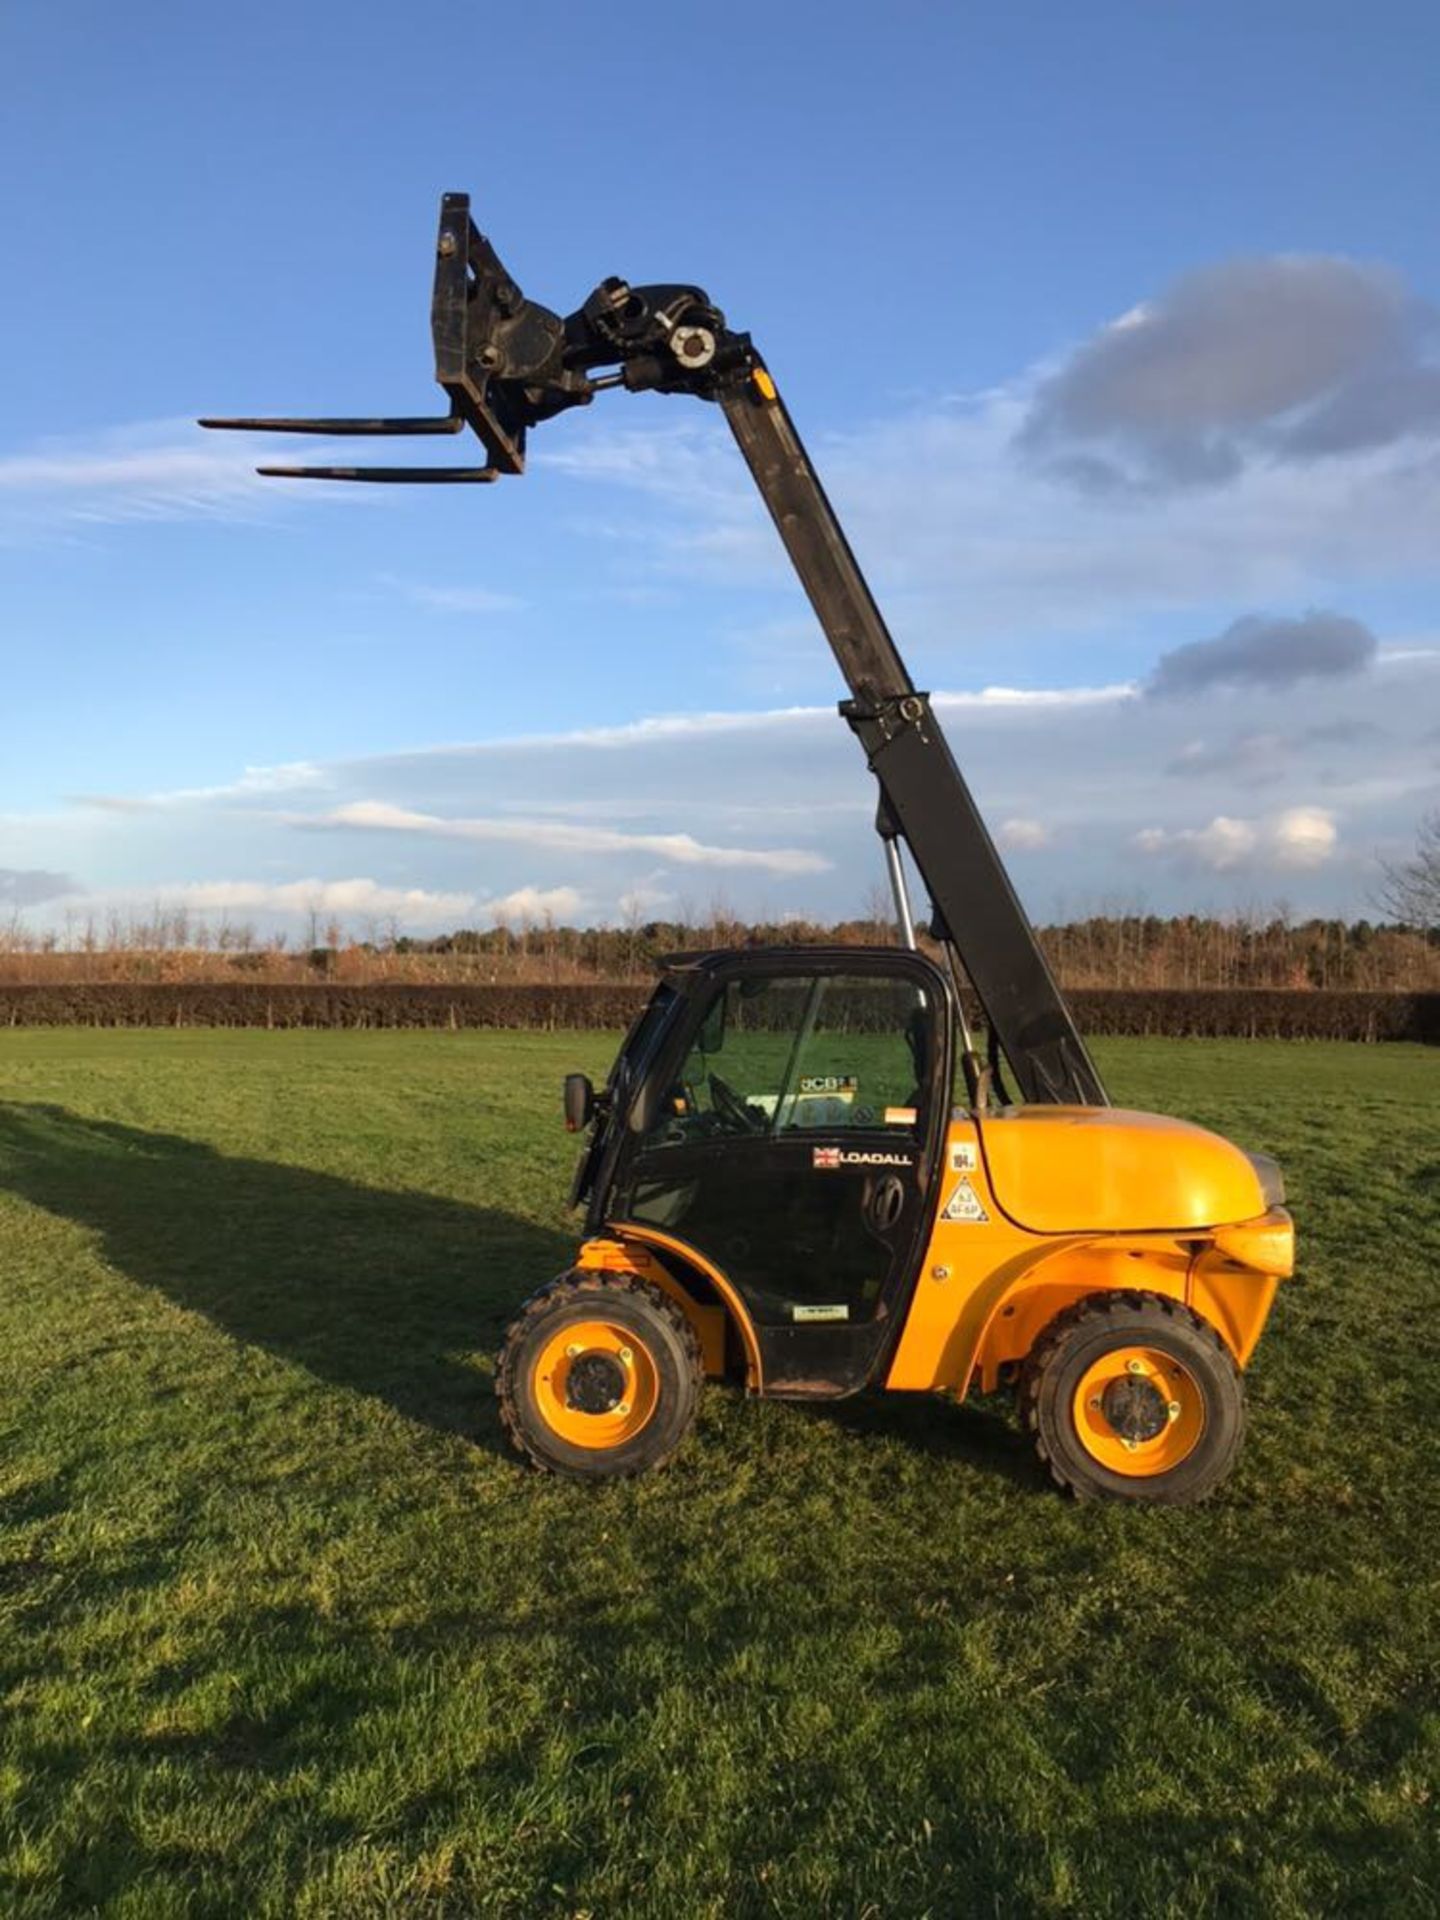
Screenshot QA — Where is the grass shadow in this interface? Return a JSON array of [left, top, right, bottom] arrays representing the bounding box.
[[809, 1386, 1044, 1491], [0, 1101, 574, 1452], [1, 1101, 1042, 1491]]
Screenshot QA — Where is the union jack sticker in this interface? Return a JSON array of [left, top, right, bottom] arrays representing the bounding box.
[[812, 1145, 842, 1170]]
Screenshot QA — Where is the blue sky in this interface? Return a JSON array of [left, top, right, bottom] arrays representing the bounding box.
[[3, 0, 1439, 936]]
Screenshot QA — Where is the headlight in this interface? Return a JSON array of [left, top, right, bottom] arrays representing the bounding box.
[[1247, 1151, 1286, 1208]]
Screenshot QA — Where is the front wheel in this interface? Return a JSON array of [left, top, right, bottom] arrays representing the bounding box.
[[1021, 1292, 1245, 1504], [496, 1271, 702, 1480]]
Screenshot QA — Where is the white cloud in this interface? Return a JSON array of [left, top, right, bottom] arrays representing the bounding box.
[[1134, 817, 1257, 868], [0, 419, 413, 542], [485, 885, 584, 925], [1166, 733, 1287, 784], [1191, 817, 1260, 869], [75, 762, 327, 811], [310, 799, 830, 876], [65, 878, 476, 925], [1018, 255, 1440, 490], [0, 420, 287, 537], [377, 574, 527, 615], [1271, 806, 1339, 868], [1135, 807, 1338, 873], [19, 644, 1422, 925], [998, 817, 1050, 851], [1148, 611, 1378, 697], [14, 253, 1440, 652], [538, 420, 744, 511], [541, 301, 1440, 647], [339, 681, 1137, 770], [615, 878, 678, 921], [0, 867, 77, 907], [946, 684, 1137, 710], [13, 646, 1431, 924]]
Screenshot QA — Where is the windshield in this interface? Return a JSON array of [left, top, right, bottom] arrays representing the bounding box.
[[646, 973, 929, 1145], [569, 984, 681, 1212], [613, 984, 680, 1096]]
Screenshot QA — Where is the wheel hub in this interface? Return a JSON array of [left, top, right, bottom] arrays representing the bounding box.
[[530, 1316, 659, 1451], [1071, 1343, 1205, 1478], [1100, 1373, 1169, 1443], [565, 1351, 628, 1415]]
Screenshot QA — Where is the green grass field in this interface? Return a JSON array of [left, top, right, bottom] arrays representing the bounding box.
[[0, 1031, 1436, 1918]]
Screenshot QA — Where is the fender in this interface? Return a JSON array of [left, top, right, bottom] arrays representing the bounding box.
[[889, 1233, 1206, 1395], [576, 1225, 764, 1390], [970, 1238, 1197, 1392]]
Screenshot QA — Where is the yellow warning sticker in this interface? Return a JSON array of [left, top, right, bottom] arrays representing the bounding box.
[[940, 1177, 990, 1224]]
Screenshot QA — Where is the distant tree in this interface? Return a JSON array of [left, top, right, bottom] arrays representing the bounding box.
[[1375, 811, 1440, 938]]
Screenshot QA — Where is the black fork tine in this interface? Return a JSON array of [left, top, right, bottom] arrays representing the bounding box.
[[255, 464, 499, 483], [198, 415, 465, 437]]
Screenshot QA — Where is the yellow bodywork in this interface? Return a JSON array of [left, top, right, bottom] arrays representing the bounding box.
[[976, 1106, 1269, 1234], [578, 1106, 1293, 1398]]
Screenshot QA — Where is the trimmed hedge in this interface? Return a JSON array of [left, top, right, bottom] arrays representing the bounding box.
[[0, 982, 1435, 1041], [0, 983, 647, 1031], [1063, 988, 1439, 1043]]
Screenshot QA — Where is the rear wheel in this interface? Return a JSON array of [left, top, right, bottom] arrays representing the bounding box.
[[496, 1271, 702, 1480], [1021, 1292, 1245, 1504]]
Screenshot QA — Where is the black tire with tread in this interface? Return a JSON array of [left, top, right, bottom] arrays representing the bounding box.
[[1020, 1290, 1245, 1505], [496, 1270, 702, 1480]]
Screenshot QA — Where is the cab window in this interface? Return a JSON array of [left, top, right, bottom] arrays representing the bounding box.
[[645, 972, 929, 1145]]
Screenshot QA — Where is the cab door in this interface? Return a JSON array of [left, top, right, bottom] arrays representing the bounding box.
[[608, 955, 950, 1395]]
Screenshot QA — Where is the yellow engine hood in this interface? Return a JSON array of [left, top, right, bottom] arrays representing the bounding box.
[[977, 1106, 1268, 1235]]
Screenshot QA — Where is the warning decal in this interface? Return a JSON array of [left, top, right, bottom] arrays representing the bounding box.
[[940, 1177, 990, 1224], [949, 1141, 978, 1172]]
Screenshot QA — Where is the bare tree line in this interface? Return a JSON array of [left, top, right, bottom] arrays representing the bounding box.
[[1, 896, 1436, 991]]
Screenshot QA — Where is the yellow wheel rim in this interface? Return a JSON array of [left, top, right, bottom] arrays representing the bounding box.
[[531, 1318, 660, 1450], [1071, 1345, 1205, 1477]]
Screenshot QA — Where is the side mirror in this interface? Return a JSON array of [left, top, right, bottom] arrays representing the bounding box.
[[563, 1072, 595, 1133]]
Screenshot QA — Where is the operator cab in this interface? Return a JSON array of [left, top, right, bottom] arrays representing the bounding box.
[[568, 948, 953, 1395]]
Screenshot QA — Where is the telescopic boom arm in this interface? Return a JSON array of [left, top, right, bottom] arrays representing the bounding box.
[[201, 192, 1107, 1107]]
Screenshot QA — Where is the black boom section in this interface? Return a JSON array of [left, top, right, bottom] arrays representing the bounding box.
[[203, 190, 1108, 1106], [719, 382, 1106, 1108], [717, 381, 912, 710], [842, 695, 1106, 1106]]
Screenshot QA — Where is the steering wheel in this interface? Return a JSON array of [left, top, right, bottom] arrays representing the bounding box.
[[708, 1072, 763, 1134]]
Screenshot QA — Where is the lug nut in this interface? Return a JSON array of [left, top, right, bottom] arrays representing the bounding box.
[[565, 1343, 582, 1357], [619, 1347, 633, 1365], [1125, 1358, 1145, 1375], [1167, 1401, 1182, 1421]]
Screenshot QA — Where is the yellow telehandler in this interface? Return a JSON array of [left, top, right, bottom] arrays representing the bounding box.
[[204, 194, 1293, 1501]]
